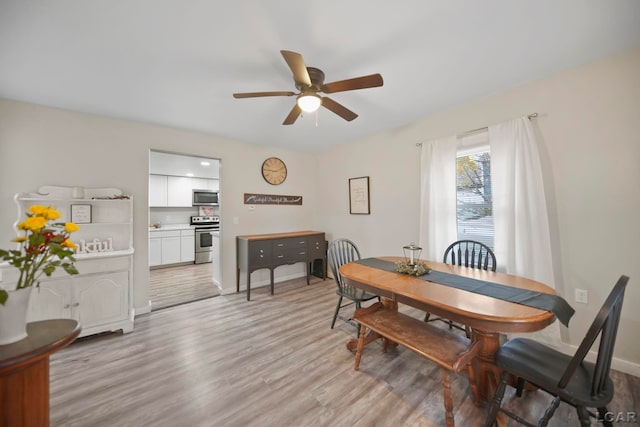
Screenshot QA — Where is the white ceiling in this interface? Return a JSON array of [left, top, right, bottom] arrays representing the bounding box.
[[1, 1, 639, 153]]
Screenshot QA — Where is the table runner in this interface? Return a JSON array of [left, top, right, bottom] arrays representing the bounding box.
[[354, 258, 574, 326]]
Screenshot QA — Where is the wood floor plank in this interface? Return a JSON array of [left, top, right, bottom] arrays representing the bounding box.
[[49, 277, 640, 427], [149, 263, 220, 310]]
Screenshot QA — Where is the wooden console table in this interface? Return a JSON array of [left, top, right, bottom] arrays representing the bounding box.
[[236, 231, 326, 300], [0, 319, 81, 427]]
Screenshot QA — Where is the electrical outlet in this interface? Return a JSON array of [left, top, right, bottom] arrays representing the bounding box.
[[575, 288, 588, 304]]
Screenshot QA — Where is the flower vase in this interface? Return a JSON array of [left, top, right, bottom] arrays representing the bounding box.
[[0, 287, 33, 345]]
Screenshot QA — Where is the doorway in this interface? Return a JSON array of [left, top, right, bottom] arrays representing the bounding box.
[[148, 150, 222, 310]]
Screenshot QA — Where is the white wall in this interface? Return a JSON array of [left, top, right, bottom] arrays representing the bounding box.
[[1, 45, 638, 372], [0, 100, 320, 314], [315, 46, 640, 371]]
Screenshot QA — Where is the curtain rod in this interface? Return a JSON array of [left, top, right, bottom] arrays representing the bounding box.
[[415, 113, 538, 147]]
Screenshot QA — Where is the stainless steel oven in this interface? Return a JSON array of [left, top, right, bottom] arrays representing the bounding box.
[[191, 216, 220, 264]]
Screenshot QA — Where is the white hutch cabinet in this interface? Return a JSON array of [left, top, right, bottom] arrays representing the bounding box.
[[11, 186, 135, 337]]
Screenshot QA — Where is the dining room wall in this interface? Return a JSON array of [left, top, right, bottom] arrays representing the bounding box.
[[315, 45, 640, 373], [0, 98, 321, 314]]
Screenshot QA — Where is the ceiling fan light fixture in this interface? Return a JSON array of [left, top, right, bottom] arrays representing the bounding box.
[[297, 94, 321, 113]]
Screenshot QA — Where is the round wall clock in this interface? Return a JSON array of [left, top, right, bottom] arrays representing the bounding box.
[[261, 157, 287, 185]]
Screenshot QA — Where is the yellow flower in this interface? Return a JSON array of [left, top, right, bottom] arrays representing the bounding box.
[[45, 207, 61, 220], [11, 236, 27, 243], [62, 239, 78, 250], [21, 216, 47, 231], [28, 205, 49, 216], [64, 222, 80, 233], [28, 205, 61, 220]]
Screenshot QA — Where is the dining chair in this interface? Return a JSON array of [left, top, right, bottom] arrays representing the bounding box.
[[483, 275, 629, 427], [327, 238, 379, 336], [425, 240, 497, 337]]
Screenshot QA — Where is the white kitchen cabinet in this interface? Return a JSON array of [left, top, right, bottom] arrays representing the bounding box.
[[13, 186, 135, 338], [162, 234, 181, 264], [181, 229, 195, 262], [149, 228, 194, 266], [149, 174, 219, 207], [167, 176, 192, 207], [149, 235, 162, 266], [149, 174, 168, 207]]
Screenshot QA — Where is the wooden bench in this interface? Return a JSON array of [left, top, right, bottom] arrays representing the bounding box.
[[353, 302, 481, 427]]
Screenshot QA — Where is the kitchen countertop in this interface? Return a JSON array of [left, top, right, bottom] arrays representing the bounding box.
[[148, 223, 194, 231]]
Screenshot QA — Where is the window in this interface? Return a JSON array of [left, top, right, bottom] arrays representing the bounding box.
[[456, 132, 494, 249]]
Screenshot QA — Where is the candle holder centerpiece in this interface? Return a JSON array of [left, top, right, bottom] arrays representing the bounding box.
[[395, 242, 431, 276]]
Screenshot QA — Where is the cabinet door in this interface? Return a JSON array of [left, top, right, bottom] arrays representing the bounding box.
[[74, 272, 129, 328], [27, 278, 72, 322], [149, 236, 162, 266], [161, 236, 182, 264], [191, 177, 209, 191], [307, 235, 326, 259], [181, 234, 195, 262], [149, 175, 168, 207], [249, 241, 272, 267], [167, 176, 192, 207]]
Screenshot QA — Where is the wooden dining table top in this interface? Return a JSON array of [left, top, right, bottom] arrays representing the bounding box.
[[339, 256, 557, 334]]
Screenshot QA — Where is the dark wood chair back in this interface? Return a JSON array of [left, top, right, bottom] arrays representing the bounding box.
[[328, 238, 361, 292], [443, 240, 496, 271], [560, 275, 627, 398]]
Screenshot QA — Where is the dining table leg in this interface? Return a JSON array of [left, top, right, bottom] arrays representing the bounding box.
[[470, 330, 503, 403]]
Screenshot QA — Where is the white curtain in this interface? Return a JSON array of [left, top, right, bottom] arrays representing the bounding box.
[[419, 136, 458, 260], [489, 117, 561, 346]]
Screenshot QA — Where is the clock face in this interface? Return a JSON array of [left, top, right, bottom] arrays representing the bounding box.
[[261, 157, 287, 185]]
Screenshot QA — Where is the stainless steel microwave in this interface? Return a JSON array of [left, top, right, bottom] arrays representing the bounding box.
[[192, 190, 219, 206]]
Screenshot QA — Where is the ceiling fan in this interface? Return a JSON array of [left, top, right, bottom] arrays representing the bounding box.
[[233, 50, 383, 125]]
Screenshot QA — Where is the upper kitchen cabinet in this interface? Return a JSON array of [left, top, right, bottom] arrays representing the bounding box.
[[149, 151, 220, 208], [149, 175, 218, 207], [149, 174, 168, 206]]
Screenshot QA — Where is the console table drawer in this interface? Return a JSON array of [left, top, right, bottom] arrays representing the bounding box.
[[273, 247, 308, 263], [249, 241, 272, 266], [272, 237, 308, 250], [307, 236, 325, 258]]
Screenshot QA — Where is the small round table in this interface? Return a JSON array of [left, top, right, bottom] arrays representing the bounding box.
[[0, 319, 81, 427]]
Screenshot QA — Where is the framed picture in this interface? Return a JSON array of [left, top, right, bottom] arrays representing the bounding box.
[[71, 204, 92, 224], [349, 176, 370, 215]]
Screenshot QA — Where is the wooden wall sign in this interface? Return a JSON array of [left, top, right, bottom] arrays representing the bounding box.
[[244, 193, 302, 205]]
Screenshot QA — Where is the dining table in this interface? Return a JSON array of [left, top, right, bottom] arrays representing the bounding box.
[[339, 256, 566, 404]]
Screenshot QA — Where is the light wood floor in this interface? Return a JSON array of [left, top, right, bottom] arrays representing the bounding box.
[[149, 262, 220, 310], [50, 277, 639, 427]]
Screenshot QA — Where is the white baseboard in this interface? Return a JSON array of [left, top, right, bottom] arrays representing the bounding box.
[[134, 300, 153, 316]]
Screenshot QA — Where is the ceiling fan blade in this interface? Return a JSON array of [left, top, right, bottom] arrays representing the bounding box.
[[233, 91, 295, 99], [283, 104, 302, 125], [321, 97, 358, 121], [280, 50, 311, 87], [321, 73, 383, 94]]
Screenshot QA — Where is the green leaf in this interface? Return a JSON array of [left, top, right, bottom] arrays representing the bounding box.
[[0, 290, 7, 306], [63, 264, 79, 275]]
